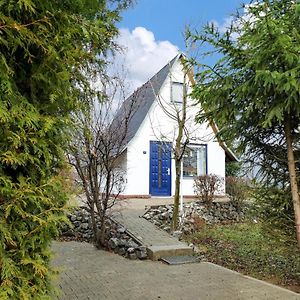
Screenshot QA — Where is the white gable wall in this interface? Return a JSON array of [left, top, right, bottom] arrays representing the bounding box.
[[123, 58, 225, 196]]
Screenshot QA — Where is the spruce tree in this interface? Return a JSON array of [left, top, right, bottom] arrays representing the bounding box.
[[190, 0, 300, 246]]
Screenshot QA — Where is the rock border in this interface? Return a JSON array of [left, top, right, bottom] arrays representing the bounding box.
[[143, 201, 247, 237], [60, 207, 148, 260]]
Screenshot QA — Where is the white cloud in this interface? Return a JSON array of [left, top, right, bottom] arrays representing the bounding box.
[[113, 27, 179, 93], [211, 16, 235, 34], [211, 3, 263, 40], [210, 16, 242, 41]]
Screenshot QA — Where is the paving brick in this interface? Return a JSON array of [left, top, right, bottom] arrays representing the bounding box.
[[51, 241, 300, 300]]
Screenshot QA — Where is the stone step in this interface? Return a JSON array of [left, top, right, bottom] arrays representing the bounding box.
[[160, 255, 199, 265], [147, 244, 194, 261]]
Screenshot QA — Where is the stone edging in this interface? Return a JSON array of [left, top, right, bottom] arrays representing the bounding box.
[[60, 207, 148, 260]]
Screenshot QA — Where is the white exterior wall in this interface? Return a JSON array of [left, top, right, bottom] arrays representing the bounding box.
[[122, 58, 226, 196]]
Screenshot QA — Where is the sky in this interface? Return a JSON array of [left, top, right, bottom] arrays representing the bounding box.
[[115, 0, 248, 91]]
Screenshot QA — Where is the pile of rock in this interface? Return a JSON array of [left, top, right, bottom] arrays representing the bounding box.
[[143, 201, 246, 236], [62, 208, 93, 240], [106, 225, 148, 260], [61, 207, 148, 260]]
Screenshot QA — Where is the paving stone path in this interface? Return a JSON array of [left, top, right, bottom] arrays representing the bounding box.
[[51, 241, 300, 300], [113, 209, 193, 260], [113, 209, 184, 246]]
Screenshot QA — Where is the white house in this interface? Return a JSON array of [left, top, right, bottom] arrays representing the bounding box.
[[116, 53, 237, 198]]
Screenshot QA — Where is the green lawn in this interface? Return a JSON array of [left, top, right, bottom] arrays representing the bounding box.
[[188, 222, 300, 293]]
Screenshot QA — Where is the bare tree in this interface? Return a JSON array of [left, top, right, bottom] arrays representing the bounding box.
[[151, 55, 195, 230], [170, 64, 189, 231], [68, 75, 138, 248]]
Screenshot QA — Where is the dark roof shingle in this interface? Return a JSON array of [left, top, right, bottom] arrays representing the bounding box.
[[118, 54, 179, 146]]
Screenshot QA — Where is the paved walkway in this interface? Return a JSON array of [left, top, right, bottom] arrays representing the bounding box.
[[114, 197, 197, 211], [51, 241, 300, 300], [113, 209, 193, 260], [113, 209, 184, 246], [113, 196, 229, 211]]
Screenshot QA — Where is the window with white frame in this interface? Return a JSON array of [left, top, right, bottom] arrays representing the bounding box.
[[183, 145, 207, 177], [171, 82, 184, 103]]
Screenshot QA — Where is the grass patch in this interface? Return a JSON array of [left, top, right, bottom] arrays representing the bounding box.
[[188, 222, 300, 293]]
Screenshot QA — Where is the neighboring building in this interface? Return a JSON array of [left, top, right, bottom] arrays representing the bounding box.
[[116, 53, 237, 198]]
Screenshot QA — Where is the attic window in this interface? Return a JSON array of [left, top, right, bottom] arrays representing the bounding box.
[[171, 82, 184, 103]]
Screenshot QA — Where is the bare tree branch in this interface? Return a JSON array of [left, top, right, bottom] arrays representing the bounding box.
[[68, 70, 139, 248]]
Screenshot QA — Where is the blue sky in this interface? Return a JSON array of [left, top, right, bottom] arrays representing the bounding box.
[[115, 1, 247, 91], [119, 0, 245, 51]]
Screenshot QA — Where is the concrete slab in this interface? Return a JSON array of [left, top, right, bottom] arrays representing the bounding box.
[[147, 245, 194, 261]]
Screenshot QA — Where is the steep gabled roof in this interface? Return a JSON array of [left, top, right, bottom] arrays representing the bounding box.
[[115, 52, 238, 162], [119, 53, 180, 146]]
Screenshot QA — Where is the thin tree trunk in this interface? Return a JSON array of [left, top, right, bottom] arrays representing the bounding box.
[[172, 117, 184, 231], [172, 158, 181, 230], [172, 72, 188, 231], [98, 211, 106, 248], [90, 203, 98, 244], [97, 172, 111, 247], [284, 116, 300, 248]]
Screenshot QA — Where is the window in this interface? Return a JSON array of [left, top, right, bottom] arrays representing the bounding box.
[[171, 82, 184, 103], [183, 145, 207, 177]]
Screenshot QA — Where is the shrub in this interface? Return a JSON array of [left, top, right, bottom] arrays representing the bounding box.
[[193, 174, 223, 207], [225, 176, 249, 212], [193, 215, 206, 231], [251, 185, 295, 238], [0, 1, 130, 298], [225, 161, 241, 177]]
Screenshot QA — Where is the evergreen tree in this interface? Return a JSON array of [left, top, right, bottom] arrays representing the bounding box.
[[0, 0, 131, 298], [189, 0, 300, 246]]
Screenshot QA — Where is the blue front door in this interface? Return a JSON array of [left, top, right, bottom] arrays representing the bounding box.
[[149, 141, 171, 196]]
